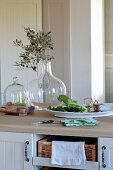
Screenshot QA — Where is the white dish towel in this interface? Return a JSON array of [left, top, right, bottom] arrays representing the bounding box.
[[51, 141, 86, 166]]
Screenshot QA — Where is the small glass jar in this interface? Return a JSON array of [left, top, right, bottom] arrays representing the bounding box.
[[4, 77, 29, 106]]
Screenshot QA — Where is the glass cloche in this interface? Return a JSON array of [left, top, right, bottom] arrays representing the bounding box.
[[4, 77, 29, 106]]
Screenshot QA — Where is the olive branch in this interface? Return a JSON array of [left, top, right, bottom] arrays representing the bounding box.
[[13, 27, 54, 71]]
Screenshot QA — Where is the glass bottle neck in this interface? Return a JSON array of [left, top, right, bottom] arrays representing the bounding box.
[[41, 60, 52, 75]]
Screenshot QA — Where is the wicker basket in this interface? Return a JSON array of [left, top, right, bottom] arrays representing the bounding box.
[[38, 136, 97, 161]]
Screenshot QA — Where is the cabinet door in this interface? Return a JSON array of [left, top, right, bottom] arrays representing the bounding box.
[[99, 137, 113, 170], [0, 132, 33, 170]]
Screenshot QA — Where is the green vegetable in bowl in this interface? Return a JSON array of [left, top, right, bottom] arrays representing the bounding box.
[[48, 95, 86, 112], [58, 95, 77, 107]]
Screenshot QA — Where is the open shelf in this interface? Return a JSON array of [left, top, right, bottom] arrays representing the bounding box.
[[33, 157, 99, 170]]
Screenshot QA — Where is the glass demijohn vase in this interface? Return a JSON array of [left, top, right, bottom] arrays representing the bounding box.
[[28, 60, 66, 109]]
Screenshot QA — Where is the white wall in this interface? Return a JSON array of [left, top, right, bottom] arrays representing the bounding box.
[[70, 0, 104, 104], [70, 0, 91, 103], [42, 0, 71, 96], [91, 0, 105, 103], [0, 0, 42, 104], [0, 0, 104, 104]]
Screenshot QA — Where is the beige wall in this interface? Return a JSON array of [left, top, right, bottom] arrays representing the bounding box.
[[70, 0, 104, 103], [70, 0, 91, 103]]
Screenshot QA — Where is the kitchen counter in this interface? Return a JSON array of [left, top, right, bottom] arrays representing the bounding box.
[[0, 110, 113, 137]]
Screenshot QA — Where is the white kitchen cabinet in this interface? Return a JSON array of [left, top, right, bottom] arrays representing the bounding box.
[[0, 132, 113, 170], [0, 132, 33, 170], [99, 137, 113, 170]]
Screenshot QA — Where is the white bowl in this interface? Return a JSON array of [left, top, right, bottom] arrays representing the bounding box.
[[100, 103, 113, 112]]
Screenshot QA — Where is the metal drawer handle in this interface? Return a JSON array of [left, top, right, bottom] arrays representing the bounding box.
[[102, 146, 106, 168], [25, 141, 30, 162]]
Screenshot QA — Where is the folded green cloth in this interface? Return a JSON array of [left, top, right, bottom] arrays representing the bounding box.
[[61, 117, 99, 127]]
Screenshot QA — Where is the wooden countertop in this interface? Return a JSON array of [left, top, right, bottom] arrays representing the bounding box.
[[0, 110, 113, 137]]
